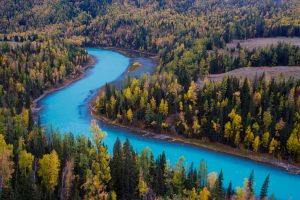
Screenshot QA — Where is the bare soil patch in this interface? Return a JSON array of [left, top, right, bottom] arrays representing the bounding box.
[[199, 66, 300, 86], [226, 37, 300, 50]]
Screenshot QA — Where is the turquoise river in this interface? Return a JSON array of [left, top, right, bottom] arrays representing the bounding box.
[[37, 48, 300, 199]]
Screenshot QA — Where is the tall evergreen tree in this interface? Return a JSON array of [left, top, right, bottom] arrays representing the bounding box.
[[247, 170, 255, 199], [260, 174, 270, 200], [110, 138, 123, 197], [122, 139, 138, 199], [212, 169, 224, 199], [198, 160, 208, 188], [226, 181, 234, 199]]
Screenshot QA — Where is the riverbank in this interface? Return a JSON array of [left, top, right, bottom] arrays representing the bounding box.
[[101, 46, 158, 58], [32, 54, 96, 112], [34, 47, 300, 199], [33, 46, 300, 174], [88, 48, 300, 174], [94, 48, 158, 98], [92, 110, 300, 174]]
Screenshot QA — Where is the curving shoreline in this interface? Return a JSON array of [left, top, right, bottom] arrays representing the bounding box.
[[92, 110, 300, 174], [32, 54, 96, 112], [33, 46, 300, 175], [87, 48, 300, 175]]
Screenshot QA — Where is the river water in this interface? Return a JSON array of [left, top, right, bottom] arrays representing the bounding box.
[[37, 48, 300, 199]]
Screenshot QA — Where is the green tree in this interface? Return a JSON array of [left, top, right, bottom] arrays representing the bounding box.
[[247, 170, 254, 199], [260, 174, 270, 200], [198, 160, 208, 188], [111, 138, 123, 197], [122, 139, 138, 199], [212, 170, 224, 199]]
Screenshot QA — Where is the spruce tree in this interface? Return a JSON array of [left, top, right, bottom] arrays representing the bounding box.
[[212, 169, 224, 199], [122, 139, 138, 199], [226, 181, 234, 199], [158, 152, 167, 195], [247, 170, 254, 199], [198, 160, 208, 189], [260, 174, 270, 200], [111, 138, 123, 197]]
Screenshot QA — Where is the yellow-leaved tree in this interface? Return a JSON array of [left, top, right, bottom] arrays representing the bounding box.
[[82, 120, 111, 199], [138, 172, 148, 198], [244, 126, 254, 149], [0, 134, 14, 194], [90, 120, 111, 183], [199, 187, 210, 200], [126, 108, 133, 123], [38, 150, 60, 192], [19, 150, 34, 177]]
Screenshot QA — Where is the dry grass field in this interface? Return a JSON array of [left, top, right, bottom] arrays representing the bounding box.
[[199, 66, 300, 86], [226, 37, 300, 50]]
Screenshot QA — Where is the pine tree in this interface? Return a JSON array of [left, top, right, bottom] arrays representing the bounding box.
[[111, 138, 123, 197], [260, 174, 270, 200], [156, 152, 167, 195], [198, 160, 208, 188], [226, 181, 233, 199], [212, 169, 224, 200], [122, 139, 138, 199], [241, 78, 251, 118], [247, 170, 254, 199], [186, 163, 196, 190]]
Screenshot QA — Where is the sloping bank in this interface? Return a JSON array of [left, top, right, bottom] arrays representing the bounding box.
[[90, 49, 300, 175]]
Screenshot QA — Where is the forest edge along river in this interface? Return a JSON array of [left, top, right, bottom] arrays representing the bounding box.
[[35, 48, 300, 200]]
